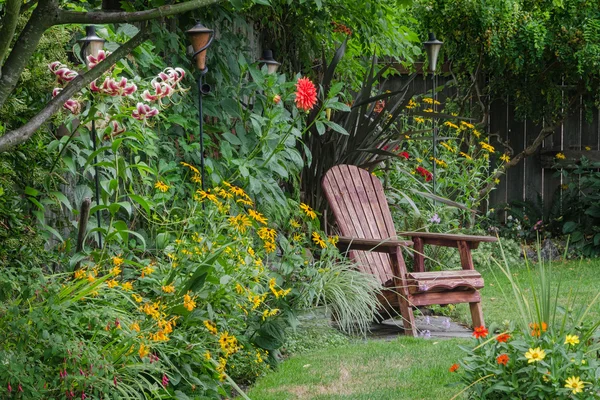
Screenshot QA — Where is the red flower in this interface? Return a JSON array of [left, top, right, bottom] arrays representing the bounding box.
[[415, 166, 432, 182], [496, 354, 509, 365], [449, 363, 459, 372], [496, 333, 510, 343], [399, 151, 410, 160], [473, 325, 488, 339], [295, 77, 317, 111], [373, 100, 385, 114]]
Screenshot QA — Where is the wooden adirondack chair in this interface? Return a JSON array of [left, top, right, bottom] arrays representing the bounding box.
[[322, 164, 497, 336]]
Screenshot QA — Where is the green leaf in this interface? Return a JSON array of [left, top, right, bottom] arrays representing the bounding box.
[[25, 186, 39, 197], [316, 121, 326, 135], [129, 194, 151, 215], [324, 120, 349, 135], [562, 221, 578, 234]]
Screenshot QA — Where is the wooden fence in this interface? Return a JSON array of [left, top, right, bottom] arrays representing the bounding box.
[[391, 71, 600, 213]]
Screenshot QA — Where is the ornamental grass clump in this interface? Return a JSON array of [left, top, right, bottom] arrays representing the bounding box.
[[451, 242, 600, 399]]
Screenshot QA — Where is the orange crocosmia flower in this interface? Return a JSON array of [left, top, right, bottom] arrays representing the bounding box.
[[496, 354, 509, 365], [295, 77, 317, 111], [496, 333, 510, 343], [473, 326, 488, 339], [449, 363, 459, 372]]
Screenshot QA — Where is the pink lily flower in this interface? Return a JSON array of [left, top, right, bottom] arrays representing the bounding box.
[[132, 102, 159, 121], [87, 50, 109, 69]]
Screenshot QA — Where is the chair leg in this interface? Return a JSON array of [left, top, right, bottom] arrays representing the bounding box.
[[398, 295, 417, 337], [469, 301, 484, 328]]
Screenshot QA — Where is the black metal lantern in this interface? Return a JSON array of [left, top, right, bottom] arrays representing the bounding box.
[[423, 32, 443, 199], [186, 22, 215, 74], [187, 22, 216, 196], [78, 25, 105, 64], [423, 32, 443, 73], [259, 49, 281, 74]]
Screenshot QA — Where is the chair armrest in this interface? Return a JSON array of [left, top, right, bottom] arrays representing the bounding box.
[[399, 232, 497, 249], [336, 236, 413, 253]]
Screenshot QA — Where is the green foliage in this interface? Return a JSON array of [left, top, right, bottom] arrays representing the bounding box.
[[556, 158, 600, 256], [415, 0, 600, 124]]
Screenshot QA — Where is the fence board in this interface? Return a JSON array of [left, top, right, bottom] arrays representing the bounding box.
[[506, 105, 525, 204]]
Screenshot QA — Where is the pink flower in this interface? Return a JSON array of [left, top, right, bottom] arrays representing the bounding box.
[[18, 384, 23, 393], [104, 120, 126, 140], [143, 80, 174, 102], [113, 376, 118, 387], [52, 88, 62, 98], [48, 61, 62, 72], [87, 50, 109, 69], [149, 353, 159, 363], [132, 102, 159, 121], [273, 94, 281, 104], [63, 99, 81, 114], [295, 77, 317, 111], [59, 369, 68, 380], [162, 374, 169, 387], [90, 80, 101, 92], [55, 67, 78, 83], [101, 77, 137, 96], [158, 67, 186, 85], [7, 382, 11, 393]]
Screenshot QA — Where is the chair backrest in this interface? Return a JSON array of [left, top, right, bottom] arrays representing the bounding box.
[[322, 164, 400, 285]]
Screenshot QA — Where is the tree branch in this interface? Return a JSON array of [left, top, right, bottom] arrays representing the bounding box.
[[0, 27, 150, 153], [0, 0, 22, 73], [56, 0, 222, 24], [0, 0, 57, 110]]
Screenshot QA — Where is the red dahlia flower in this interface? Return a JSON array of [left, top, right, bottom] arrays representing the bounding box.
[[295, 77, 317, 111], [399, 151, 410, 160], [415, 166, 432, 182], [449, 363, 459, 372]]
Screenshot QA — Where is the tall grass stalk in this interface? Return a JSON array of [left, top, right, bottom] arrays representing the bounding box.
[[490, 237, 600, 338]]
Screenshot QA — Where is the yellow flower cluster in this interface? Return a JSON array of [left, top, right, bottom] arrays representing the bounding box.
[[555, 152, 566, 160], [228, 214, 252, 234], [433, 158, 448, 168], [223, 181, 253, 206], [181, 162, 201, 183], [219, 332, 241, 357], [204, 320, 218, 335], [459, 151, 472, 160], [440, 142, 456, 152], [269, 278, 291, 299], [444, 121, 459, 130], [300, 203, 317, 219], [257, 227, 277, 253], [154, 181, 170, 192], [248, 209, 268, 225], [312, 232, 327, 248], [405, 99, 418, 109], [414, 117, 425, 124], [479, 141, 495, 153], [422, 97, 440, 105], [183, 292, 197, 311]]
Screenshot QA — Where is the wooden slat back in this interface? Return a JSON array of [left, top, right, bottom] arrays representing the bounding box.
[[322, 165, 400, 284]]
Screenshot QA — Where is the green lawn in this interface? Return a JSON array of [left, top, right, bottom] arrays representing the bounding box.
[[247, 337, 464, 400], [247, 258, 600, 399]]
